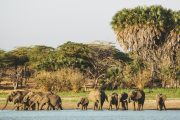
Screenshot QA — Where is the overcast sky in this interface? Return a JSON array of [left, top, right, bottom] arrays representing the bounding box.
[[0, 0, 179, 51]]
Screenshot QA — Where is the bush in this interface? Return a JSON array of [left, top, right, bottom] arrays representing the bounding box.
[[35, 68, 85, 92]]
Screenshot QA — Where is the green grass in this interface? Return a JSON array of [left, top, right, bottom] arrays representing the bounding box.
[[0, 92, 8, 98]]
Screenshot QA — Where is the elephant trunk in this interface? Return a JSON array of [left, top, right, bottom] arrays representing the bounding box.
[[77, 102, 81, 107], [2, 96, 10, 110]]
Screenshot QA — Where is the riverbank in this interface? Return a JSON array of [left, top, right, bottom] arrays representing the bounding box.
[[0, 88, 180, 110], [1, 99, 180, 110]]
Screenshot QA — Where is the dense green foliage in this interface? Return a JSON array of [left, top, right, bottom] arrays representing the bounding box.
[[0, 42, 132, 91], [111, 5, 179, 31]]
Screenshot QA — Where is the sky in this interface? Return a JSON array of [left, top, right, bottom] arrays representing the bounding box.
[[0, 0, 179, 51]]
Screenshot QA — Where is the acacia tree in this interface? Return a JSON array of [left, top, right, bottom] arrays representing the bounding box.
[[27, 45, 55, 70], [87, 43, 130, 88], [111, 5, 180, 88], [55, 42, 129, 89]]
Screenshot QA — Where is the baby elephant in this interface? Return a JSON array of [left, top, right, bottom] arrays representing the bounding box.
[[109, 92, 118, 110], [156, 94, 166, 110], [119, 92, 128, 110], [77, 97, 89, 110]]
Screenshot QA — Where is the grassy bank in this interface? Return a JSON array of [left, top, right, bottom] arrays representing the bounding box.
[[0, 88, 180, 103]]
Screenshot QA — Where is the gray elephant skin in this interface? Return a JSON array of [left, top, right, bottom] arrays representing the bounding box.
[[119, 92, 128, 110], [156, 94, 166, 110], [2, 90, 29, 110], [77, 97, 89, 110], [109, 92, 118, 110], [128, 89, 145, 111], [23, 92, 63, 110], [88, 90, 108, 110]]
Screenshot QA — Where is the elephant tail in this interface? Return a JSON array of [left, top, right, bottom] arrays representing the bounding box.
[[2, 96, 9, 110]]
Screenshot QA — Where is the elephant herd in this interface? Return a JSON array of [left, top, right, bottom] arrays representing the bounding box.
[[2, 91, 63, 110], [1, 89, 167, 111]]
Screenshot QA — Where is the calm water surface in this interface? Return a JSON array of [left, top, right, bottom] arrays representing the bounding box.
[[0, 110, 180, 120]]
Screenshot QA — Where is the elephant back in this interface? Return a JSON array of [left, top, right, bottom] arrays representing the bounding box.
[[156, 94, 166, 101], [48, 94, 62, 105], [120, 92, 128, 102], [129, 90, 145, 101], [88, 90, 107, 102], [110, 92, 118, 104], [88, 90, 101, 102]]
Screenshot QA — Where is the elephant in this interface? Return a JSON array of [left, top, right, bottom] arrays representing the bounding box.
[[23, 91, 42, 110], [23, 91, 63, 110], [88, 89, 108, 110], [119, 92, 128, 110], [77, 97, 89, 110], [2, 90, 29, 110], [156, 94, 166, 110], [47, 94, 63, 110], [109, 92, 118, 110], [128, 89, 145, 111]]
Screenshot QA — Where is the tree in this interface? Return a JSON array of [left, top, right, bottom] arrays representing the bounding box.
[[56, 41, 94, 71], [111, 5, 180, 88], [27, 45, 55, 70]]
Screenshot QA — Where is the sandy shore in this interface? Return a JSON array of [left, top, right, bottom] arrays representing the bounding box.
[[1, 99, 180, 110]]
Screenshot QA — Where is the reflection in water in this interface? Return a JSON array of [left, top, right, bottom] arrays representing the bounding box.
[[0, 110, 179, 120]]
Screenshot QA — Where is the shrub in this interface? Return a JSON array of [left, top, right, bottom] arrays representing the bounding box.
[[35, 68, 85, 92]]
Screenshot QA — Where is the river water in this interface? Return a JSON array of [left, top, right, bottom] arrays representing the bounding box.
[[0, 110, 180, 120]]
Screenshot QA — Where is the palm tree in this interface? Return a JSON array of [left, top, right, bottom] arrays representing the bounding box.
[[111, 5, 180, 88]]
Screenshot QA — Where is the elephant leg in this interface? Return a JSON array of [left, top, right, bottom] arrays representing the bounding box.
[[36, 103, 40, 110], [31, 104, 36, 110], [48, 103, 54, 110], [122, 102, 125, 110], [121, 102, 124, 110], [163, 103, 166, 110], [118, 102, 121, 110], [110, 104, 112, 110], [100, 103, 103, 110], [93, 103, 96, 110], [109, 104, 111, 110], [13, 104, 18, 110], [142, 103, 144, 110], [116, 104, 118, 110], [39, 103, 44, 110], [81, 105, 83, 110], [16, 104, 20, 110], [42, 103, 49, 110], [138, 103, 141, 111], [59, 104, 63, 110], [126, 101, 128, 110], [133, 102, 136, 111]]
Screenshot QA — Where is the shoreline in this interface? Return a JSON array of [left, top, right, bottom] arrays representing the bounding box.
[[1, 99, 180, 110]]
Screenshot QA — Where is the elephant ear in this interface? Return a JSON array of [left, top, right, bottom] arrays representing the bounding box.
[[88, 90, 100, 102], [135, 91, 142, 100], [162, 95, 167, 101]]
